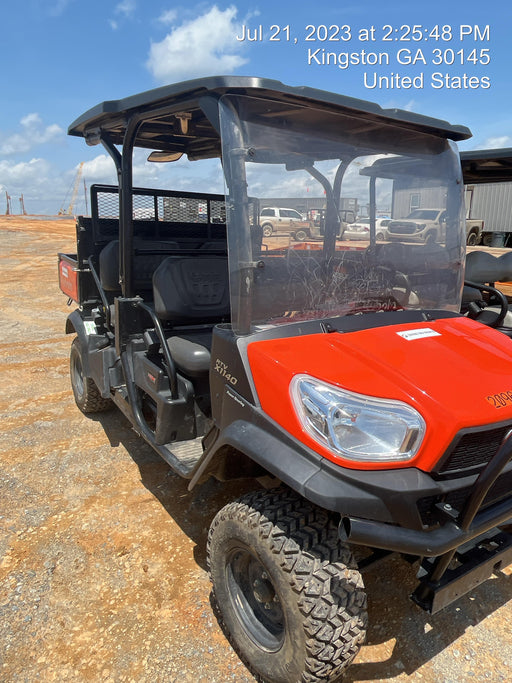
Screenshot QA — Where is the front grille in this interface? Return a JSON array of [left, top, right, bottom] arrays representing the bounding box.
[[437, 425, 512, 476], [417, 423, 512, 526], [418, 468, 512, 526], [389, 222, 416, 235]]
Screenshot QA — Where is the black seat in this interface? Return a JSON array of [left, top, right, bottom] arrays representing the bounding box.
[[153, 256, 230, 322], [464, 250, 504, 288], [166, 336, 211, 377], [99, 239, 181, 293], [152, 256, 230, 378], [463, 251, 512, 330]]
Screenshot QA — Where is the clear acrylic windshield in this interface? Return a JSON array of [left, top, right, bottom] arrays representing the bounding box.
[[219, 95, 465, 335]]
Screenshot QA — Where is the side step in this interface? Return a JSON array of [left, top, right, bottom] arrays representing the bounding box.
[[159, 437, 204, 478], [412, 529, 512, 614], [112, 388, 204, 479]]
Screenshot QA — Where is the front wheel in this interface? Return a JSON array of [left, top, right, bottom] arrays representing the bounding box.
[[207, 488, 367, 683], [466, 231, 479, 246], [262, 223, 273, 237], [70, 337, 112, 413]]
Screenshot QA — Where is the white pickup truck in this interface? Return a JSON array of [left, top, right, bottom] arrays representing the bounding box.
[[465, 218, 484, 245], [387, 208, 482, 245], [259, 207, 312, 237]]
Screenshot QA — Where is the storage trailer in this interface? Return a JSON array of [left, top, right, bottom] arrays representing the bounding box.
[[461, 148, 512, 246]]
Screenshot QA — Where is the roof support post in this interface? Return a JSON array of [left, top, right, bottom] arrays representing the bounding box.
[[369, 175, 377, 242], [120, 115, 143, 298], [100, 132, 122, 182]]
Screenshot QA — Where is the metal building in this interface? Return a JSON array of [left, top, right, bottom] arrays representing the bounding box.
[[461, 148, 512, 245]]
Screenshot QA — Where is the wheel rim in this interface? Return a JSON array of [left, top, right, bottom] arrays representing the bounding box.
[[71, 349, 85, 400], [225, 547, 285, 652]]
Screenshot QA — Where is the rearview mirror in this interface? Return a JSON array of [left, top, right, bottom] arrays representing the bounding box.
[[147, 151, 183, 163]]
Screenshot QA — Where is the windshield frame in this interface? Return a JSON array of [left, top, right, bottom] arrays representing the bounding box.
[[219, 94, 465, 336]]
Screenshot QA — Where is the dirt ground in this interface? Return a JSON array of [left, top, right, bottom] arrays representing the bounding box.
[[1, 215, 512, 683]]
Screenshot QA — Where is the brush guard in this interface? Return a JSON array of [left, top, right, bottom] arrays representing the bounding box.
[[413, 431, 512, 613], [342, 432, 512, 613]]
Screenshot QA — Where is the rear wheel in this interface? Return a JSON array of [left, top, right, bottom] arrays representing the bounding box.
[[207, 488, 367, 683], [293, 229, 309, 242], [70, 337, 111, 413]]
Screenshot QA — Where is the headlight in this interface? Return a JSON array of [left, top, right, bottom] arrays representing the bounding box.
[[290, 375, 425, 462]]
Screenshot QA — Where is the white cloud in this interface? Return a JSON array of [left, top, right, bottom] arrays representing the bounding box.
[[0, 158, 58, 213], [482, 136, 511, 149], [48, 0, 73, 17], [110, 0, 136, 29], [158, 9, 178, 25], [0, 149, 226, 215], [0, 157, 51, 186], [81, 150, 162, 185], [116, 0, 136, 17], [82, 154, 118, 182], [0, 114, 64, 155], [147, 5, 248, 82]]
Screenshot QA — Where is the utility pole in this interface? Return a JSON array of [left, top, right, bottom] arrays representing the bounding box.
[[84, 179, 89, 215], [19, 194, 27, 215], [5, 191, 12, 215]]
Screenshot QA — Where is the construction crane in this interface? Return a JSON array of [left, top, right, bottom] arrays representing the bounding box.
[[58, 162, 84, 216]]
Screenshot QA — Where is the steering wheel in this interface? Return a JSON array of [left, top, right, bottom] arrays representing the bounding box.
[[464, 280, 509, 328], [375, 265, 412, 306]]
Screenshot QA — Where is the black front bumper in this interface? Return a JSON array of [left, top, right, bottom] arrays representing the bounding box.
[[341, 430, 512, 612], [341, 429, 512, 556]]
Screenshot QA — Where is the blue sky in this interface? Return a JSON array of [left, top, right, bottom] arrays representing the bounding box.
[[0, 0, 510, 215]]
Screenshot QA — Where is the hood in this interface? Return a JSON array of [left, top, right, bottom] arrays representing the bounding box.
[[247, 316, 512, 471]]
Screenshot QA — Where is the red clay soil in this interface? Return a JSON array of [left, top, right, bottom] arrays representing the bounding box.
[[0, 215, 511, 682]]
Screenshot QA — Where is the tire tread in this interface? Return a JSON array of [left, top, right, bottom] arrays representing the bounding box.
[[207, 487, 367, 682]]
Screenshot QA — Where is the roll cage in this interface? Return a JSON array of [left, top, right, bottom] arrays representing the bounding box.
[[69, 76, 471, 308]]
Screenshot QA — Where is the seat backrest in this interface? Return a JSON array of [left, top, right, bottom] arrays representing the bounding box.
[[153, 256, 230, 323], [465, 250, 504, 284], [99, 240, 121, 292], [498, 251, 512, 282], [99, 240, 180, 293]]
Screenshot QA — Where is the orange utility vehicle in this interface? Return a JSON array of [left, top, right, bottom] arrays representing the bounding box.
[[59, 77, 512, 683]]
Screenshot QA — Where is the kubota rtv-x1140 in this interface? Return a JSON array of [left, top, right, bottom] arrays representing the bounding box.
[[59, 77, 512, 682]]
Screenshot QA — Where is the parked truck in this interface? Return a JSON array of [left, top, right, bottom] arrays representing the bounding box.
[[387, 208, 447, 243], [292, 208, 356, 241], [59, 77, 512, 683], [465, 216, 484, 245], [259, 206, 312, 237], [386, 207, 483, 246]]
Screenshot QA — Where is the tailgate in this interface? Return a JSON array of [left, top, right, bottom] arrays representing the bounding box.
[[58, 253, 79, 301]]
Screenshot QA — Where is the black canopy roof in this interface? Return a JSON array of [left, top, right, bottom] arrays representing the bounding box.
[[68, 76, 471, 160], [461, 148, 512, 184]]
